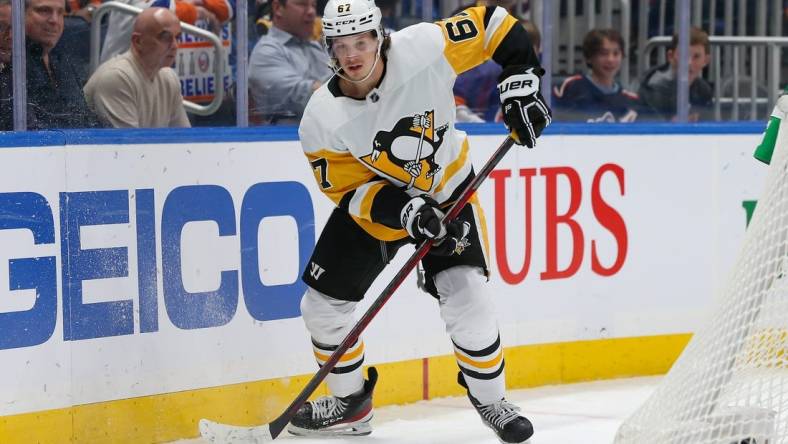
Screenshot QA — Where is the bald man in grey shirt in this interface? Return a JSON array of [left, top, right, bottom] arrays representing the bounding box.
[[248, 0, 331, 124], [85, 7, 190, 128]]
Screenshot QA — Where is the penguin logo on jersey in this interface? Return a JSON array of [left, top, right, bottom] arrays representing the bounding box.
[[360, 110, 448, 192]]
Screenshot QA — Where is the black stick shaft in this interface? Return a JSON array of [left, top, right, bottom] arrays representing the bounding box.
[[268, 136, 516, 439]]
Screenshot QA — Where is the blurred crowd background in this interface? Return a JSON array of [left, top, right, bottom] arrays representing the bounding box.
[[0, 0, 786, 131]]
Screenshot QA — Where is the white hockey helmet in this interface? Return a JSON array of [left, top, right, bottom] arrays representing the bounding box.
[[321, 0, 382, 38], [322, 0, 386, 82]]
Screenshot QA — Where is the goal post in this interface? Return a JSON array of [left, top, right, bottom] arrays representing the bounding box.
[[614, 116, 788, 444]]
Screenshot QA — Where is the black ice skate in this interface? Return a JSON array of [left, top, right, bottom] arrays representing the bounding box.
[[287, 367, 378, 437], [458, 372, 534, 444]]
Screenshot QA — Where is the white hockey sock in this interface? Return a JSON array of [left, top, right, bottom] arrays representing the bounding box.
[[453, 336, 507, 405], [435, 266, 507, 405], [311, 338, 366, 398], [300, 287, 365, 398]]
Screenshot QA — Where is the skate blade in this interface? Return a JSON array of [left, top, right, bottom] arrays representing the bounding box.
[[484, 423, 533, 444], [287, 421, 372, 437], [199, 418, 274, 443], [496, 438, 532, 444]]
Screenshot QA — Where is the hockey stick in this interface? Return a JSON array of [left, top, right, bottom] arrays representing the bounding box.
[[200, 135, 517, 443]]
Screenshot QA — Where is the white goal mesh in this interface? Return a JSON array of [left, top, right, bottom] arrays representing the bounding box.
[[614, 120, 788, 444]]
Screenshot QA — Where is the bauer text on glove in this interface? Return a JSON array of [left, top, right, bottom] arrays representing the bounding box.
[[497, 66, 552, 147]]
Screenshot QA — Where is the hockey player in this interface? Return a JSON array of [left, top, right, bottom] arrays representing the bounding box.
[[291, 0, 551, 442]]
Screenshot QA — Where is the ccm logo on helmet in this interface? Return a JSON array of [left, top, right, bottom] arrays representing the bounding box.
[[498, 79, 534, 94], [336, 19, 357, 25]]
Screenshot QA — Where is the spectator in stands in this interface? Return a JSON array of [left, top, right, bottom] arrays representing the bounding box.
[[453, 18, 540, 122], [638, 27, 713, 122], [248, 0, 330, 124], [100, 0, 233, 126], [84, 7, 189, 127], [19, 0, 104, 128], [0, 0, 11, 130], [253, 0, 323, 40], [552, 29, 640, 123]]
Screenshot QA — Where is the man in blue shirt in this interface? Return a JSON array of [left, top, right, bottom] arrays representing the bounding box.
[[248, 0, 331, 124]]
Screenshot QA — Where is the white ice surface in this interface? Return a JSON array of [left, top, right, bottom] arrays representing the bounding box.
[[175, 376, 661, 444]]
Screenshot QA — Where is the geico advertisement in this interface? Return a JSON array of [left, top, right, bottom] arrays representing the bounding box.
[[0, 133, 764, 413]]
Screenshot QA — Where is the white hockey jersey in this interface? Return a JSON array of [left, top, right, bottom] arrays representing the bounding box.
[[298, 6, 540, 241]]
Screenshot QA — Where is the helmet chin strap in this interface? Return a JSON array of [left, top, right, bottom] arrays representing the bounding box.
[[332, 34, 384, 85]]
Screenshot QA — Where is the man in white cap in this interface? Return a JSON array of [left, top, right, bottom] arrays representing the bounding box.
[[292, 1, 550, 442]]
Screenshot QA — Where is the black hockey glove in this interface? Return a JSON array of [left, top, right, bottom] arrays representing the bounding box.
[[400, 195, 472, 257], [497, 65, 552, 148]]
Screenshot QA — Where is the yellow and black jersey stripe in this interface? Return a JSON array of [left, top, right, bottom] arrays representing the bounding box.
[[306, 149, 411, 241], [437, 6, 540, 76]]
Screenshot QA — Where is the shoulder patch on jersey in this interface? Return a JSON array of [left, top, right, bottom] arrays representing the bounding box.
[[553, 74, 583, 98], [622, 89, 640, 100], [436, 6, 518, 75]]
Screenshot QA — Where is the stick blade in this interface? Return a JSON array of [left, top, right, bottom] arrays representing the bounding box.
[[199, 418, 274, 443]]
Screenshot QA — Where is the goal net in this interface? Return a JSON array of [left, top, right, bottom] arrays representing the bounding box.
[[614, 119, 788, 444]]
